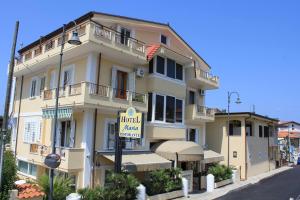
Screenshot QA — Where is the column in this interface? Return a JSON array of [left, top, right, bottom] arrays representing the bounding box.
[[81, 109, 95, 187], [86, 52, 98, 83]]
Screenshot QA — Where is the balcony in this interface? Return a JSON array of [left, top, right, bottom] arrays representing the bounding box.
[[14, 22, 147, 75], [185, 104, 215, 123], [28, 144, 84, 171], [42, 82, 148, 112], [186, 67, 219, 90]]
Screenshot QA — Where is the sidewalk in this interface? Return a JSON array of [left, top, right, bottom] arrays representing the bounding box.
[[178, 166, 292, 200]]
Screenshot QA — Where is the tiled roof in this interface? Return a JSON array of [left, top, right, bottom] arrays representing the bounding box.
[[146, 44, 161, 61], [17, 184, 45, 199], [278, 131, 300, 138]]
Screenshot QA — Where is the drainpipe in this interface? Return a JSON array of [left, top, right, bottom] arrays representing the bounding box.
[[244, 114, 252, 180], [91, 53, 101, 188], [14, 76, 24, 156]]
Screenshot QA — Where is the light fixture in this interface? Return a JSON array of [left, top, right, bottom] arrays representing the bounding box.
[[235, 97, 242, 104], [68, 30, 81, 45]]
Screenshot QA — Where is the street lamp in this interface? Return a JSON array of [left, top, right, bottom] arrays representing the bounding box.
[[48, 21, 81, 200], [227, 91, 242, 167]]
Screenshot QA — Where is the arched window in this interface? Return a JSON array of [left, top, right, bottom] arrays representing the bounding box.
[[229, 120, 241, 136]]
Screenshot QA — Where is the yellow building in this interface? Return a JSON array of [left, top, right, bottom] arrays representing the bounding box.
[[10, 12, 220, 189], [206, 112, 279, 180]]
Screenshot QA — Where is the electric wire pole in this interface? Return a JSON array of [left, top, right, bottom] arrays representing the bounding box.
[[0, 21, 19, 188]]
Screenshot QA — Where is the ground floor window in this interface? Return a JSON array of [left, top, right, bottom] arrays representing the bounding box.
[[105, 119, 143, 150], [186, 128, 199, 143], [18, 160, 37, 177]]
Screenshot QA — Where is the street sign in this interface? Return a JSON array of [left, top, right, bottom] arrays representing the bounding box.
[[119, 107, 143, 139]]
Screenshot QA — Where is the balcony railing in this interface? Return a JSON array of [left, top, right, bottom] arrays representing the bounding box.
[[42, 82, 148, 105], [195, 68, 219, 83], [93, 24, 146, 56], [196, 105, 216, 117]]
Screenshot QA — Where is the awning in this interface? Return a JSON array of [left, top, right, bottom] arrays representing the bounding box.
[[151, 140, 204, 162], [102, 152, 172, 172], [203, 150, 224, 164], [42, 107, 73, 119]]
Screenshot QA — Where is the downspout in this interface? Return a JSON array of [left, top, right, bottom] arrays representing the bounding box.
[[244, 113, 252, 180], [91, 53, 101, 188], [14, 76, 24, 156]]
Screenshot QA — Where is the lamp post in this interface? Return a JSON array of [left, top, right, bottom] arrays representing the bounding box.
[[227, 91, 241, 167], [48, 22, 81, 200]]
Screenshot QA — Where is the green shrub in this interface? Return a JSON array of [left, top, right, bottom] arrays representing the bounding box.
[[143, 168, 182, 196], [0, 151, 17, 200], [207, 164, 233, 182], [38, 174, 74, 200], [78, 171, 139, 200]]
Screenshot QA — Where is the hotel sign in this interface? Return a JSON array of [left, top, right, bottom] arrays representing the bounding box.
[[119, 107, 143, 138]]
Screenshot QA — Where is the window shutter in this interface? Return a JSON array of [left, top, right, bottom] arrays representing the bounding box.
[[35, 120, 41, 143], [23, 121, 30, 143], [111, 67, 117, 89], [70, 120, 76, 148], [128, 72, 136, 94], [50, 71, 56, 89]]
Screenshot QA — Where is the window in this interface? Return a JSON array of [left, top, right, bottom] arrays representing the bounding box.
[[176, 63, 183, 80], [229, 120, 241, 136], [259, 125, 263, 137], [264, 126, 269, 137], [105, 120, 142, 150], [189, 91, 195, 104], [24, 52, 32, 61], [63, 70, 72, 86], [155, 95, 164, 121], [161, 34, 167, 45], [115, 70, 128, 99], [156, 56, 165, 75], [151, 93, 183, 124], [18, 160, 37, 177], [45, 40, 54, 51], [246, 121, 253, 136], [149, 59, 154, 74], [154, 56, 183, 81], [147, 93, 153, 121], [34, 47, 42, 57], [23, 119, 41, 143], [120, 27, 131, 46], [56, 120, 75, 148], [166, 96, 175, 123], [176, 99, 183, 123], [167, 58, 175, 79], [30, 79, 37, 98], [186, 128, 198, 143], [40, 76, 46, 92]]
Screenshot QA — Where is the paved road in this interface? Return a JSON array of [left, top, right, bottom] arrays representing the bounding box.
[[217, 166, 300, 200]]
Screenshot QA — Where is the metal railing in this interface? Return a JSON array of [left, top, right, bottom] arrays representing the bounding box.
[[87, 83, 110, 97]]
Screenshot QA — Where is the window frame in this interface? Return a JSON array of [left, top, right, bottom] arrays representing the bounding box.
[[18, 160, 37, 178], [29, 77, 39, 98], [186, 128, 199, 143], [151, 56, 185, 83], [150, 93, 184, 125]]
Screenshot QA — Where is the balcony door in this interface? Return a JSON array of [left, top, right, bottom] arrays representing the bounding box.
[[116, 70, 128, 99], [120, 27, 131, 46]]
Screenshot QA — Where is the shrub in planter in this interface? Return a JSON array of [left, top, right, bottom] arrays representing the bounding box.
[[78, 187, 105, 200], [0, 151, 17, 200], [38, 174, 74, 200], [143, 168, 182, 196], [207, 164, 232, 182]]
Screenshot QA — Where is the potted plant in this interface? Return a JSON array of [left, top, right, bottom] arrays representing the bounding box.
[[207, 164, 233, 188]]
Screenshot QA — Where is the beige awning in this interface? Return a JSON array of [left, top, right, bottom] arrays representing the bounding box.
[[152, 141, 204, 162], [203, 150, 224, 164], [102, 153, 172, 172]]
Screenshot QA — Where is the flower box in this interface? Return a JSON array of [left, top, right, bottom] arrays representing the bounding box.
[[146, 189, 184, 200], [214, 178, 233, 188]]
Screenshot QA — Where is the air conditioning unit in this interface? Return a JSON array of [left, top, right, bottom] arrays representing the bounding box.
[[199, 89, 205, 96], [135, 68, 145, 78]]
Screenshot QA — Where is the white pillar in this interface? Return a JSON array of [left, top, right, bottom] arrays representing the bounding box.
[[202, 123, 206, 147], [206, 174, 215, 192], [136, 184, 146, 200], [86, 52, 98, 83], [182, 178, 189, 197], [82, 109, 95, 187]]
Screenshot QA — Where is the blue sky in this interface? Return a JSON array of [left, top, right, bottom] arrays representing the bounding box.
[[0, 0, 299, 121]]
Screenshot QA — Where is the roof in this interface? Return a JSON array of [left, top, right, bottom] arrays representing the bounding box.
[[18, 11, 210, 68], [215, 112, 279, 122], [279, 121, 300, 126], [278, 131, 300, 138], [16, 184, 45, 199], [146, 44, 161, 61]]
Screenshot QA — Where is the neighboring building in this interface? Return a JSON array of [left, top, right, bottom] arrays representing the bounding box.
[[206, 112, 279, 180], [0, 116, 2, 128], [278, 121, 300, 163], [11, 12, 219, 190]]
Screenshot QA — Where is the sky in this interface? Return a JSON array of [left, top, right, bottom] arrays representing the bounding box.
[[0, 0, 299, 121]]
